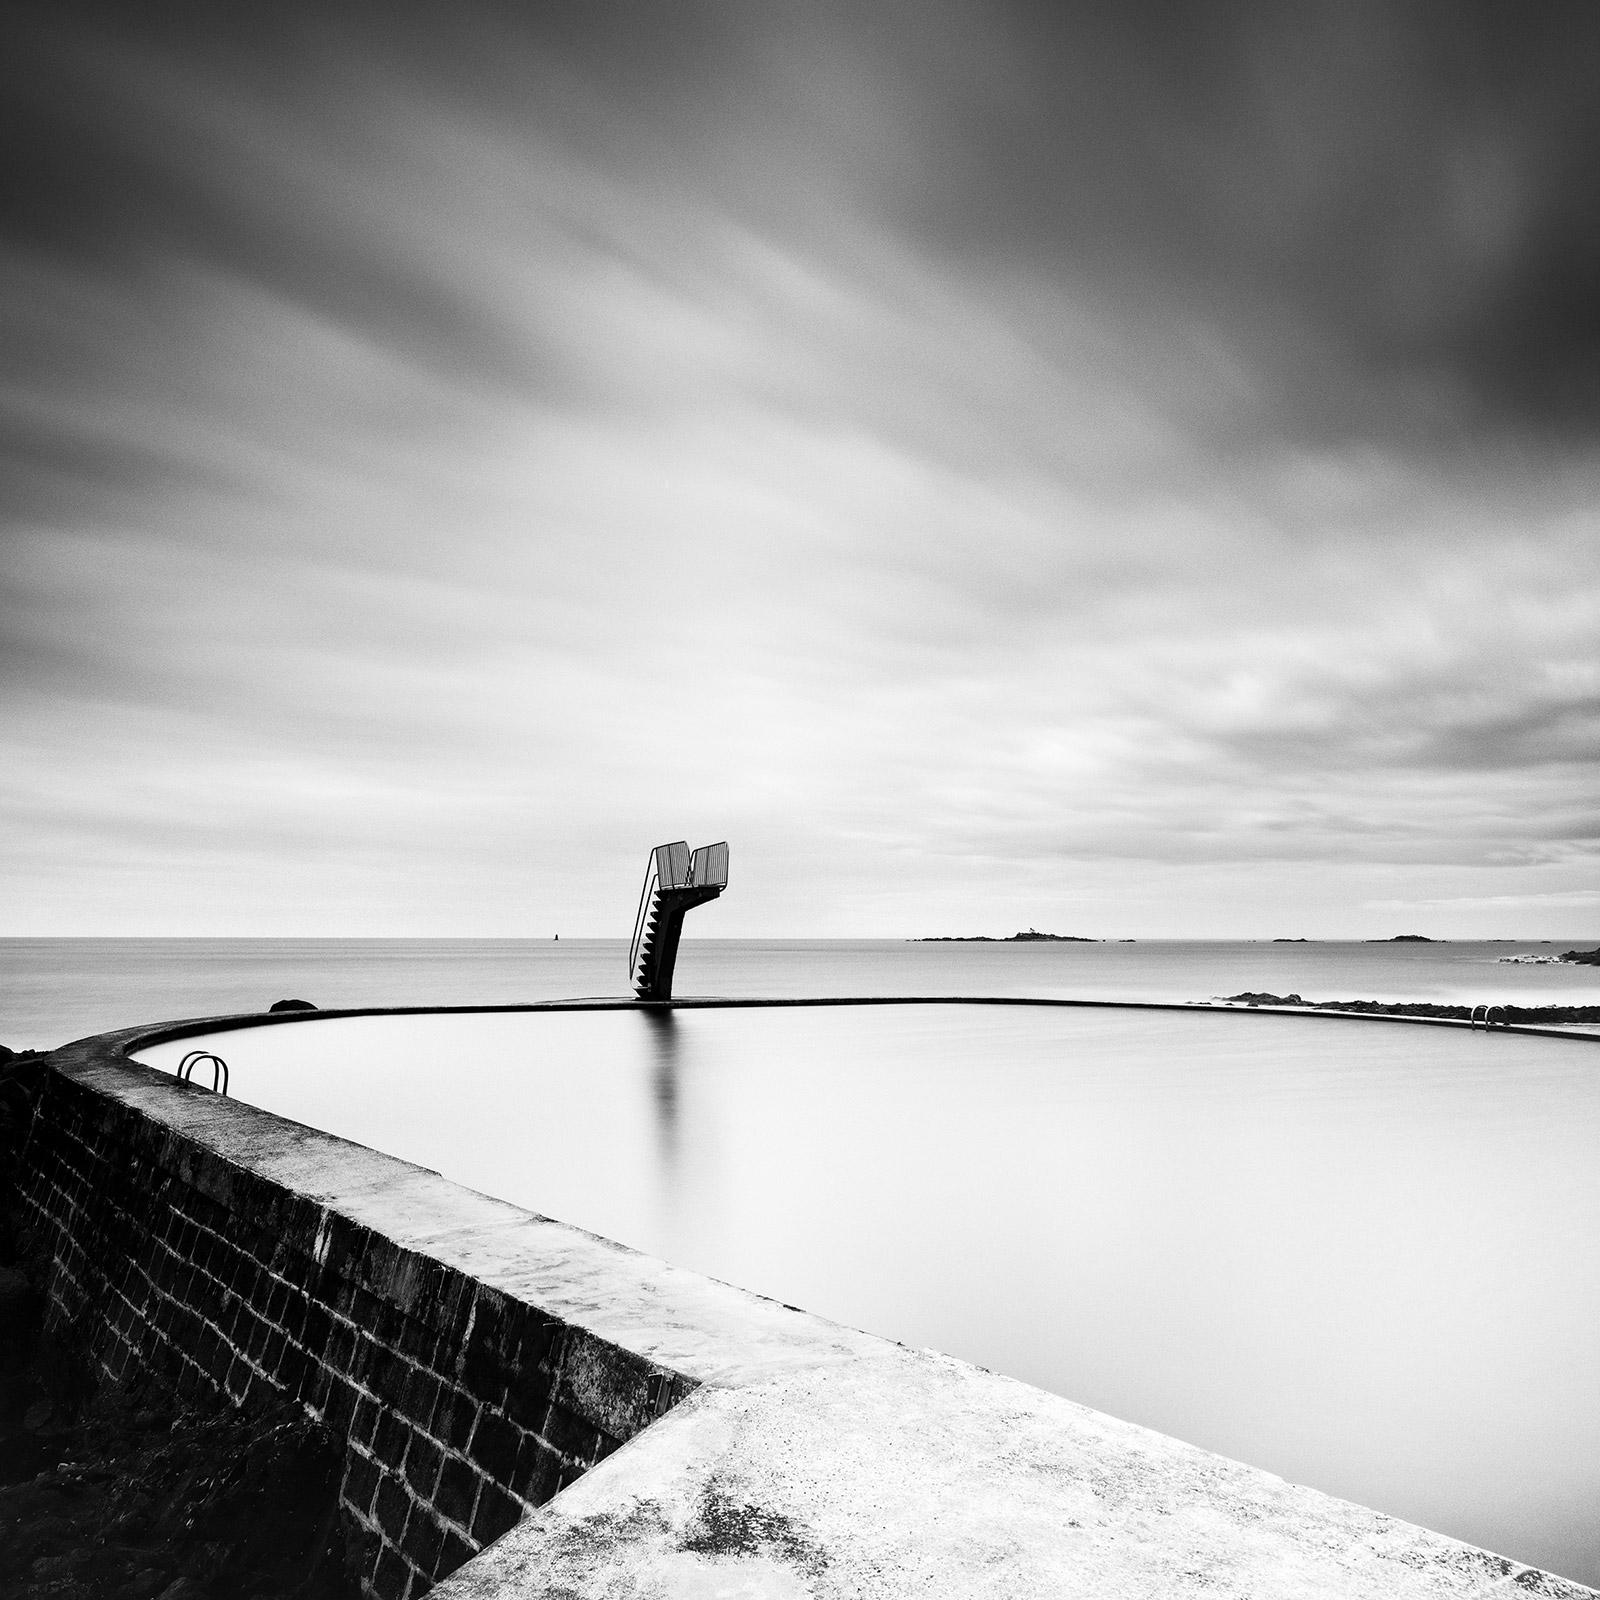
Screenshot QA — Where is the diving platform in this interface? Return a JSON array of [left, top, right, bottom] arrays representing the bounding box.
[[628, 840, 729, 1000]]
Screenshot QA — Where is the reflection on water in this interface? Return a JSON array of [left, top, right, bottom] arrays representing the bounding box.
[[645, 1009, 681, 1182], [645, 1009, 680, 1146], [138, 1004, 1600, 1585]]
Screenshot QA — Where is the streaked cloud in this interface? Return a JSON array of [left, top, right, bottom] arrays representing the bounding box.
[[1, 0, 1596, 937]]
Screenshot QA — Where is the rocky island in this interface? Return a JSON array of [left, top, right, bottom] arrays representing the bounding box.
[[917, 930, 1099, 942]]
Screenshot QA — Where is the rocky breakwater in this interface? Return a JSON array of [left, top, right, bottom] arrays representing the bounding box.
[[1219, 995, 1600, 1025]]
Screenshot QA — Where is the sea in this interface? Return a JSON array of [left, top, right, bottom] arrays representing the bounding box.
[[5, 934, 1600, 1051]]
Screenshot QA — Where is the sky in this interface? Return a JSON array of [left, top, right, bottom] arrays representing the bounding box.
[[2, 0, 1597, 939]]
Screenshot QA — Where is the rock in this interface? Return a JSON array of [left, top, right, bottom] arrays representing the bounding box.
[[31, 1550, 90, 1579], [267, 999, 317, 1012], [0, 1267, 39, 1373], [1560, 947, 1600, 966], [0, 1345, 360, 1599]]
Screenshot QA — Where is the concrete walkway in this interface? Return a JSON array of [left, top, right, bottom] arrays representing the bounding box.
[[436, 1341, 1592, 1598]]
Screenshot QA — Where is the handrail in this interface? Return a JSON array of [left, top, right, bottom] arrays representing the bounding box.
[[630, 841, 699, 985], [629, 855, 661, 986], [177, 1049, 229, 1094]]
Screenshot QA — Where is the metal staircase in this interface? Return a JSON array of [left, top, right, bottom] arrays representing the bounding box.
[[629, 840, 729, 1000]]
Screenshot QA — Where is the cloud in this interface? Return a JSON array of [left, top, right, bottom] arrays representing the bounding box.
[[0, 0, 1596, 937], [1366, 889, 1600, 911], [866, 0, 1600, 444]]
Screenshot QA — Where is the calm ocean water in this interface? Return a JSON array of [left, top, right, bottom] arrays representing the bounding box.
[[4, 935, 1600, 1049]]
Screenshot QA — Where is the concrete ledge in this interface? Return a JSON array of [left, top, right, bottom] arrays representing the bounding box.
[[19, 1008, 1600, 1599], [435, 1352, 1590, 1600]]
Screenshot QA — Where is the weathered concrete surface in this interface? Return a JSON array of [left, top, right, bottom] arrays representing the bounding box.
[[431, 1348, 1594, 1600]]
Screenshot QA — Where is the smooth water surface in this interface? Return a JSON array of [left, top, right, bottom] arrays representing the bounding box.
[[139, 1003, 1600, 1584]]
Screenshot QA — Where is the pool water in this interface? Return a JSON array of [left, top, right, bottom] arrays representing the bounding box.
[[138, 1003, 1600, 1584]]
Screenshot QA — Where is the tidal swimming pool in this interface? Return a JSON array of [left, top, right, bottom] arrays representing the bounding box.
[[137, 1002, 1600, 1584]]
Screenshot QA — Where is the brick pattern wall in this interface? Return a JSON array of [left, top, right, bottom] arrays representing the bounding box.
[[15, 1068, 697, 1600]]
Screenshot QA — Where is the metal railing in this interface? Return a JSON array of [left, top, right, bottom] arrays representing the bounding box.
[[177, 1050, 229, 1094], [629, 854, 662, 988], [628, 840, 729, 989], [689, 840, 729, 889], [658, 841, 692, 888], [630, 842, 690, 986]]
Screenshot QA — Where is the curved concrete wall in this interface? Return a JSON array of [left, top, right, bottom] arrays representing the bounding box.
[[13, 1009, 1599, 1600]]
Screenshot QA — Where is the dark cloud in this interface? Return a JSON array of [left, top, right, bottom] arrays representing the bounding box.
[[1217, 684, 1600, 778], [868, 1, 1600, 442], [0, 408, 206, 520], [1418, 694, 1600, 774], [9, 0, 1598, 443], [0, 2, 574, 409]]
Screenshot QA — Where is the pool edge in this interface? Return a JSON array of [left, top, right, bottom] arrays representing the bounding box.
[[13, 1011, 1599, 1600]]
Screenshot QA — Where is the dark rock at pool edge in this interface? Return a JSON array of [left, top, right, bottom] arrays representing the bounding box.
[[1220, 996, 1600, 1024], [268, 998, 318, 1012]]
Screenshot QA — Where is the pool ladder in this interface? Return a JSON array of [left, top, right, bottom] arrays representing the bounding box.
[[1469, 1004, 1508, 1030], [177, 1050, 229, 1094]]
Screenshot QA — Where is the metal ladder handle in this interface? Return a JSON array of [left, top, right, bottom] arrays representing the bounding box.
[[177, 1049, 230, 1094]]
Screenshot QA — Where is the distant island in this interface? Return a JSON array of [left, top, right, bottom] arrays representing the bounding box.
[[1364, 934, 1436, 942], [917, 930, 1100, 943], [1272, 938, 1310, 943]]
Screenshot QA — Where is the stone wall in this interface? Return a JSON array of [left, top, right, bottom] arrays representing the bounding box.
[[13, 1051, 695, 1600]]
